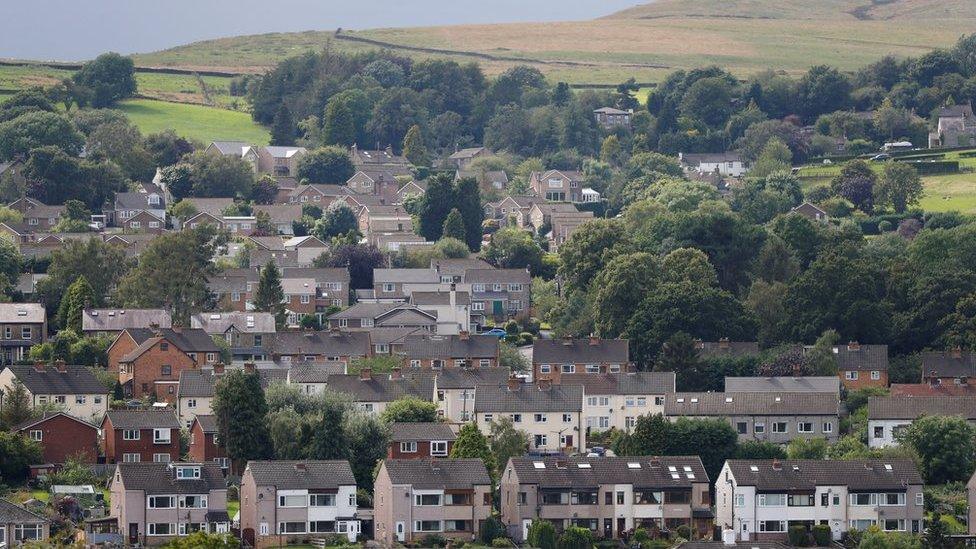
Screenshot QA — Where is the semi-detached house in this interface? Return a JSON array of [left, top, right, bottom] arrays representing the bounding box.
[[867, 396, 976, 448], [533, 337, 630, 383], [0, 360, 108, 423], [559, 372, 675, 433], [474, 377, 584, 453], [100, 410, 182, 464]]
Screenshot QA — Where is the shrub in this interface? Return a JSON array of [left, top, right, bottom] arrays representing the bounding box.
[[558, 526, 595, 549], [812, 524, 832, 546], [480, 516, 506, 544], [491, 537, 514, 548], [420, 534, 447, 547], [877, 219, 893, 232], [788, 525, 810, 547], [504, 320, 519, 335], [518, 332, 534, 345], [676, 524, 691, 540], [527, 520, 557, 549]]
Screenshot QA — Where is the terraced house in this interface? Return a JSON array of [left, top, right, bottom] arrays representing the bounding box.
[[466, 269, 530, 326], [715, 459, 924, 542], [0, 360, 109, 423], [501, 456, 712, 542], [474, 377, 584, 453], [867, 396, 976, 448], [0, 303, 46, 365], [558, 372, 675, 433], [532, 336, 630, 384], [374, 459, 492, 545]]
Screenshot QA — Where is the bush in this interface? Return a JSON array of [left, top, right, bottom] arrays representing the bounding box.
[[480, 516, 506, 544], [504, 320, 519, 335], [420, 534, 447, 547], [491, 537, 514, 548], [877, 220, 893, 232], [675, 524, 691, 540], [518, 332, 534, 345], [558, 526, 595, 549], [812, 524, 832, 546], [788, 525, 810, 547]]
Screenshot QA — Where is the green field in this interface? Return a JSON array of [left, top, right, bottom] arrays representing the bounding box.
[[116, 99, 269, 144]]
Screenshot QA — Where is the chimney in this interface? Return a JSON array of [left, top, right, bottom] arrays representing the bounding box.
[[33, 360, 45, 372], [244, 362, 256, 374], [459, 330, 470, 341], [294, 463, 307, 472], [588, 334, 600, 347], [772, 459, 782, 471], [360, 368, 372, 381], [54, 359, 67, 373], [385, 144, 393, 155], [561, 335, 573, 347], [537, 378, 552, 391], [507, 375, 522, 392], [847, 341, 861, 352], [718, 337, 730, 350], [391, 366, 402, 380], [213, 363, 225, 375], [952, 346, 963, 359]]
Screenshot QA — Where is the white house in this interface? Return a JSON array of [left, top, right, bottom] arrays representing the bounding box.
[[679, 152, 750, 177], [866, 396, 976, 448]]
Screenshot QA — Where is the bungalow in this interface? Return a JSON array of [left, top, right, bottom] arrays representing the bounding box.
[[791, 202, 829, 223], [0, 499, 50, 545]]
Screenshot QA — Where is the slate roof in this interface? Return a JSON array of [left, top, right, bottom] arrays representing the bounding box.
[[14, 411, 98, 432], [726, 459, 922, 491], [248, 236, 286, 251], [429, 367, 510, 389], [724, 376, 840, 394], [269, 331, 371, 357], [696, 341, 759, 358], [325, 374, 434, 402], [0, 499, 48, 524], [681, 152, 743, 166], [210, 141, 251, 156], [474, 382, 583, 413], [449, 147, 486, 160], [832, 344, 888, 371], [867, 396, 976, 420], [0, 303, 45, 323], [246, 460, 356, 489], [430, 258, 492, 274], [358, 326, 427, 346], [509, 456, 708, 489], [183, 198, 236, 217], [938, 104, 974, 118], [465, 269, 531, 285], [402, 334, 498, 360], [4, 364, 107, 395], [114, 191, 165, 210], [889, 383, 976, 397], [559, 372, 676, 395], [120, 328, 220, 363], [288, 362, 347, 383], [194, 415, 218, 433], [116, 462, 225, 494], [253, 204, 302, 224], [384, 458, 490, 489], [281, 267, 349, 285], [390, 422, 457, 442], [533, 338, 629, 364], [410, 291, 471, 306], [263, 146, 306, 159], [178, 368, 287, 398], [373, 269, 439, 284], [329, 302, 412, 320], [105, 410, 181, 430], [282, 278, 316, 295], [190, 312, 276, 335], [83, 309, 172, 332], [664, 392, 838, 417], [920, 350, 976, 378]]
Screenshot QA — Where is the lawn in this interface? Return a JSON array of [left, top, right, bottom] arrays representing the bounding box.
[[116, 99, 269, 144]]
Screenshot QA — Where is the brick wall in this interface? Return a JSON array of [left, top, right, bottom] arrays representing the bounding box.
[[20, 415, 98, 464]]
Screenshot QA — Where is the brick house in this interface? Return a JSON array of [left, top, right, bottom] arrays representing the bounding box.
[[100, 409, 182, 464], [122, 210, 166, 234], [529, 170, 584, 202], [255, 146, 306, 177], [918, 348, 976, 385], [190, 312, 275, 362], [109, 328, 221, 401], [532, 336, 630, 383], [593, 107, 633, 128], [327, 303, 436, 333], [283, 278, 317, 325], [387, 423, 457, 459], [831, 342, 888, 390], [288, 184, 351, 208], [466, 269, 530, 326], [281, 267, 350, 309], [374, 458, 492, 545], [401, 333, 499, 369], [349, 144, 411, 175], [111, 462, 229, 545], [269, 330, 371, 365], [8, 197, 64, 228], [240, 460, 361, 547], [14, 412, 99, 466], [188, 415, 229, 470], [0, 303, 47, 365], [0, 361, 109, 423]]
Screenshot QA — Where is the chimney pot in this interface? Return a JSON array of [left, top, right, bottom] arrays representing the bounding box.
[[360, 368, 372, 381], [244, 362, 256, 373], [588, 334, 600, 347], [772, 459, 782, 471], [391, 366, 402, 380], [848, 341, 861, 351], [507, 375, 521, 392], [459, 330, 469, 341], [33, 361, 45, 372], [561, 335, 573, 347], [54, 359, 67, 373], [952, 346, 963, 359]]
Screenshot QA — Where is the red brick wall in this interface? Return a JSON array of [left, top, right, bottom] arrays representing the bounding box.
[[840, 370, 888, 390], [285, 295, 316, 315], [20, 415, 98, 464], [101, 418, 180, 464], [532, 362, 620, 384], [188, 422, 226, 463], [126, 340, 198, 400], [408, 358, 497, 369], [107, 332, 139, 374]]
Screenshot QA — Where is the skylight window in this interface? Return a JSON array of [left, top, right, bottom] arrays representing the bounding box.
[[750, 466, 759, 472], [668, 466, 677, 472], [683, 466, 692, 472], [576, 463, 591, 469], [774, 397, 782, 402], [670, 473, 680, 479], [690, 398, 699, 403], [884, 464, 893, 471], [627, 462, 641, 469], [533, 462, 545, 469], [685, 472, 695, 479], [725, 397, 733, 403]]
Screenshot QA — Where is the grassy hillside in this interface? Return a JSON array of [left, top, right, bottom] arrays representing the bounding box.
[[116, 99, 269, 144], [127, 0, 975, 86]]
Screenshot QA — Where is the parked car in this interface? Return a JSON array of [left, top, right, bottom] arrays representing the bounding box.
[[482, 328, 508, 338], [870, 153, 891, 161]]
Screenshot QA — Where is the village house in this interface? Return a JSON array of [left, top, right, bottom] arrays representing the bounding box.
[[328, 303, 436, 335], [177, 364, 287, 427], [107, 190, 166, 228], [121, 210, 166, 234], [288, 184, 351, 208], [448, 147, 491, 171], [593, 107, 633, 129], [100, 409, 182, 464], [357, 204, 413, 237], [372, 269, 445, 302], [240, 460, 361, 547], [429, 367, 510, 423], [409, 290, 471, 334], [0, 360, 109, 423], [349, 144, 412, 175], [402, 332, 498, 369], [501, 456, 711, 542], [82, 309, 172, 338], [548, 211, 595, 252], [282, 267, 350, 309], [325, 369, 435, 415], [190, 312, 275, 362], [250, 204, 302, 235], [431, 258, 492, 284], [526, 202, 579, 231], [254, 146, 306, 177], [206, 140, 251, 158], [282, 277, 317, 325], [532, 336, 630, 383], [0, 499, 50, 546], [724, 376, 841, 395], [14, 412, 99, 467], [474, 377, 584, 453], [485, 196, 536, 227], [529, 170, 584, 203], [919, 347, 976, 384], [280, 235, 328, 267], [206, 268, 260, 312], [371, 231, 434, 253], [8, 197, 64, 228], [559, 372, 676, 433], [679, 152, 750, 177], [374, 458, 492, 545], [466, 268, 530, 327], [109, 327, 221, 402], [928, 103, 976, 148], [187, 415, 229, 470], [111, 461, 229, 545], [867, 396, 976, 448], [831, 342, 888, 390], [387, 423, 457, 459], [457, 169, 510, 192], [0, 158, 28, 195], [268, 330, 371, 365], [0, 303, 46, 365], [665, 392, 839, 444], [346, 169, 402, 197], [715, 459, 924, 542], [286, 362, 346, 396], [791, 202, 829, 223]]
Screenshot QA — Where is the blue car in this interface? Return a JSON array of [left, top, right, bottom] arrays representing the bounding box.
[[482, 328, 508, 338]]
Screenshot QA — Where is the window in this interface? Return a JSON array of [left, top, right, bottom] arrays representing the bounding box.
[[75, 395, 86, 404], [29, 430, 42, 441], [278, 494, 307, 507], [472, 301, 485, 311], [534, 434, 547, 447], [161, 364, 172, 376], [472, 284, 485, 293], [179, 495, 208, 508], [153, 453, 171, 462], [278, 522, 306, 534], [94, 396, 102, 404], [153, 428, 171, 444], [253, 335, 263, 346], [400, 442, 418, 453], [625, 416, 636, 429], [310, 494, 336, 507], [873, 426, 884, 438], [21, 327, 31, 339], [561, 364, 575, 374], [349, 492, 357, 507], [309, 521, 336, 533], [149, 221, 160, 229], [772, 422, 787, 433], [160, 342, 169, 351], [850, 519, 876, 530], [916, 492, 924, 506], [259, 523, 269, 536], [187, 398, 197, 409], [884, 519, 905, 531], [788, 494, 814, 507], [881, 493, 905, 506], [510, 300, 522, 311], [734, 494, 745, 507], [736, 422, 748, 434], [846, 371, 859, 380], [431, 441, 448, 456], [415, 493, 442, 506], [534, 413, 547, 423], [123, 430, 140, 441], [797, 422, 813, 433], [130, 221, 141, 229], [362, 318, 374, 328], [871, 370, 881, 380], [511, 414, 521, 423], [484, 414, 494, 422], [850, 493, 876, 506], [338, 319, 348, 328], [55, 395, 65, 404], [508, 284, 523, 292], [758, 521, 786, 533], [383, 283, 395, 293], [539, 364, 551, 374], [585, 364, 599, 374], [206, 353, 216, 363], [634, 491, 663, 505], [758, 494, 786, 507], [148, 523, 175, 536], [123, 453, 140, 462], [176, 466, 200, 479], [480, 359, 491, 368], [4, 327, 10, 339], [300, 295, 310, 304], [415, 521, 443, 532], [148, 496, 176, 509], [823, 422, 833, 433]]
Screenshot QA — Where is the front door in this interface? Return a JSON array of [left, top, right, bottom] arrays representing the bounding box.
[[128, 523, 139, 544], [617, 518, 626, 538], [563, 435, 573, 449], [395, 521, 405, 542], [492, 300, 504, 315]]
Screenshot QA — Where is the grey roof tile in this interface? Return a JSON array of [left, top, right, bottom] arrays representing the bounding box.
[[402, 334, 498, 360], [867, 396, 976, 420], [384, 458, 490, 489], [664, 392, 838, 416], [724, 376, 840, 394], [246, 460, 356, 490], [533, 338, 629, 364], [0, 499, 48, 524], [726, 459, 922, 490], [4, 364, 107, 395], [105, 410, 181, 430], [509, 456, 708, 488], [83, 309, 172, 332], [474, 382, 582, 413], [325, 374, 433, 402], [116, 462, 225, 494], [390, 422, 456, 442]]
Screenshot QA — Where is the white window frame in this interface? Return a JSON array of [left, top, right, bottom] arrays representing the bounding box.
[[431, 440, 448, 456], [400, 441, 418, 453]]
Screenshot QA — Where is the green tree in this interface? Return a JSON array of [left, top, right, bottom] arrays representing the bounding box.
[[490, 416, 529, 473], [734, 440, 787, 460], [558, 526, 595, 549], [251, 175, 279, 205], [159, 164, 194, 202], [923, 512, 955, 549], [900, 415, 976, 484], [483, 227, 544, 275], [750, 138, 793, 178], [311, 401, 348, 460], [212, 370, 273, 467], [71, 52, 137, 107], [527, 520, 557, 549], [831, 160, 877, 213], [0, 431, 42, 484], [253, 262, 285, 326], [297, 146, 354, 184], [56, 276, 95, 332], [346, 411, 389, 491], [313, 202, 359, 241], [615, 413, 669, 457], [379, 396, 440, 423], [592, 252, 661, 338], [441, 208, 466, 243], [557, 218, 629, 293], [679, 76, 734, 127], [270, 104, 295, 146], [37, 238, 127, 315], [321, 99, 356, 146], [600, 134, 624, 166], [402, 124, 428, 166], [0, 379, 34, 428], [786, 437, 828, 459], [499, 341, 529, 372], [876, 162, 922, 213], [184, 150, 254, 198], [450, 423, 497, 480], [0, 111, 84, 160]]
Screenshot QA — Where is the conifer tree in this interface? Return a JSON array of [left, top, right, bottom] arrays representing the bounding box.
[[57, 275, 95, 332], [270, 104, 295, 146], [402, 124, 428, 166], [322, 100, 356, 146], [441, 208, 466, 243], [212, 370, 273, 468], [449, 423, 497, 480], [253, 262, 285, 327], [0, 379, 33, 428]]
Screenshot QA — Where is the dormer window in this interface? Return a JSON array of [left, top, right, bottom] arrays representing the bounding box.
[[148, 194, 160, 206], [175, 465, 201, 479]]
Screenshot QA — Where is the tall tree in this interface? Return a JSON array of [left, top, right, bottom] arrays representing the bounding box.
[[0, 379, 33, 428], [253, 262, 285, 326], [296, 146, 354, 184], [212, 370, 273, 468], [441, 208, 466, 243], [37, 238, 127, 315], [0, 112, 84, 161], [900, 415, 976, 484], [0, 431, 42, 484], [71, 52, 137, 108], [310, 403, 348, 460], [56, 276, 95, 332], [346, 412, 389, 491], [379, 396, 440, 423], [313, 202, 359, 241], [876, 162, 922, 213], [450, 423, 497, 480], [489, 416, 529, 473], [322, 99, 356, 146], [402, 124, 428, 166], [270, 104, 295, 146]]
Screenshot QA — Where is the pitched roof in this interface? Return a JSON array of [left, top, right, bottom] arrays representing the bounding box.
[[938, 104, 974, 118], [402, 334, 498, 360], [724, 376, 840, 394], [4, 364, 107, 395], [384, 458, 490, 489], [281, 267, 350, 284], [373, 269, 439, 284], [889, 383, 976, 397], [269, 330, 371, 357], [325, 374, 434, 402], [288, 362, 347, 383], [183, 198, 236, 217], [593, 107, 631, 115], [209, 141, 251, 155], [114, 191, 165, 210], [465, 269, 530, 285], [430, 258, 491, 273], [832, 344, 888, 371], [0, 499, 48, 524], [558, 372, 676, 395], [726, 459, 922, 490], [262, 146, 306, 158], [281, 278, 316, 295], [681, 152, 742, 166], [410, 291, 471, 306], [920, 350, 976, 378], [509, 456, 708, 488], [449, 147, 486, 160], [82, 309, 172, 332], [14, 411, 98, 432], [116, 462, 225, 494], [193, 415, 218, 433], [120, 328, 220, 363], [178, 368, 288, 398], [696, 341, 759, 358], [664, 392, 838, 416], [429, 367, 511, 389], [246, 460, 356, 489], [533, 338, 629, 364], [867, 396, 976, 420], [0, 303, 45, 324], [105, 410, 180, 430], [474, 382, 583, 413], [253, 204, 302, 224], [390, 422, 457, 442], [190, 312, 276, 335]]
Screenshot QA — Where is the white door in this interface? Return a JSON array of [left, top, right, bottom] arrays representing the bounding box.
[[395, 521, 405, 542], [522, 519, 533, 541]]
